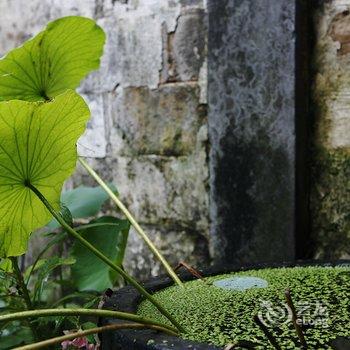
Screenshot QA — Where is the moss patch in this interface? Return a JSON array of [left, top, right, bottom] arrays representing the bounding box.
[[311, 5, 350, 259], [311, 148, 350, 258], [137, 266, 350, 349]]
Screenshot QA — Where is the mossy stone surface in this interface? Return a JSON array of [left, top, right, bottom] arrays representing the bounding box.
[[311, 4, 350, 260], [310, 148, 350, 259], [137, 266, 350, 349]]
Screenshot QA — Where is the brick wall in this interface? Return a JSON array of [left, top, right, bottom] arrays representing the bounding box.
[[0, 0, 210, 278]]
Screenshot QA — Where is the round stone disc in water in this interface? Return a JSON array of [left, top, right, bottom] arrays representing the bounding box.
[[213, 276, 268, 291]]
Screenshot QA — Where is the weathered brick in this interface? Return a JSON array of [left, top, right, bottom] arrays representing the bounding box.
[[101, 0, 181, 32], [180, 0, 206, 8], [0, 0, 211, 279], [0, 0, 96, 56], [108, 84, 205, 156], [173, 9, 207, 81], [159, 8, 207, 84], [124, 225, 210, 280], [81, 14, 163, 92], [78, 93, 107, 158], [110, 151, 209, 231]]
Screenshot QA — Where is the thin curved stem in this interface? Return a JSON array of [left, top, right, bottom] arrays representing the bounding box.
[[78, 157, 184, 288], [27, 183, 184, 332], [9, 257, 40, 341], [75, 222, 122, 231], [49, 291, 97, 308], [10, 257, 33, 310], [25, 232, 66, 286], [285, 289, 308, 349], [0, 308, 177, 333], [13, 323, 178, 350]]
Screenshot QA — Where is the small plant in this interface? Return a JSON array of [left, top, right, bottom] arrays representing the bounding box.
[[138, 266, 350, 349], [0, 16, 183, 349], [0, 184, 130, 348]]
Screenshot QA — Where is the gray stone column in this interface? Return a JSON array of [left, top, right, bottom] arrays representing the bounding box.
[[208, 0, 298, 264]]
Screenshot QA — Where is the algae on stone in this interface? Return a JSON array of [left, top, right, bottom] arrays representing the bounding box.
[[310, 148, 350, 259], [311, 3, 350, 259]]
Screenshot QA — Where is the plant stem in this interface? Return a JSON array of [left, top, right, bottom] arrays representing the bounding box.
[[13, 323, 178, 350], [253, 315, 281, 350], [0, 308, 177, 332], [49, 292, 97, 308], [285, 289, 308, 349], [25, 232, 66, 286], [10, 257, 33, 310], [27, 183, 184, 332], [9, 257, 39, 341], [78, 157, 184, 288], [75, 222, 122, 231]]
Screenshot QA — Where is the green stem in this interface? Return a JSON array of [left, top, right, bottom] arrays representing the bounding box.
[[13, 323, 178, 350], [49, 292, 97, 308], [27, 183, 184, 332], [10, 257, 33, 310], [10, 257, 39, 341], [25, 232, 66, 286], [75, 222, 122, 231], [0, 308, 177, 333], [78, 157, 184, 288]]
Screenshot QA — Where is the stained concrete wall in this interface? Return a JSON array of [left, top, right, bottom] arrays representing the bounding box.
[[0, 0, 209, 279], [311, 1, 350, 259], [208, 0, 296, 264]]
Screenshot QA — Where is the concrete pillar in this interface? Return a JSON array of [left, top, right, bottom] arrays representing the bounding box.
[[208, 0, 302, 264]]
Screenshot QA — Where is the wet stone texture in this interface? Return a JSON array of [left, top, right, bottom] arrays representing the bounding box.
[[0, 0, 209, 279], [207, 0, 296, 264], [311, 1, 350, 260]]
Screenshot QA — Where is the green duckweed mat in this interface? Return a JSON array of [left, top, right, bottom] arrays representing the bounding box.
[[137, 266, 350, 349]]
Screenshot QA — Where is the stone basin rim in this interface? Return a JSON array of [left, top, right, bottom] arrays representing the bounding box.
[[100, 259, 350, 350]]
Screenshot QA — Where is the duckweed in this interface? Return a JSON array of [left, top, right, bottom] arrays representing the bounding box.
[[137, 266, 350, 349]]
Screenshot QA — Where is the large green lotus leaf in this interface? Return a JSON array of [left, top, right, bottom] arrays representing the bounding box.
[[0, 90, 90, 257], [0, 16, 105, 102]]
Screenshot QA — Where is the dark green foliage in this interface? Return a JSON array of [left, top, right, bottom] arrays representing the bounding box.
[[71, 216, 130, 291]]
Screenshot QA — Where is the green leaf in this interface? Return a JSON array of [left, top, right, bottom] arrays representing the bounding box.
[[0, 259, 12, 272], [0, 16, 105, 102], [25, 231, 67, 285], [59, 204, 73, 227], [71, 216, 130, 292], [0, 325, 33, 350], [47, 184, 118, 229], [61, 185, 118, 218], [32, 256, 76, 302], [0, 90, 90, 257]]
